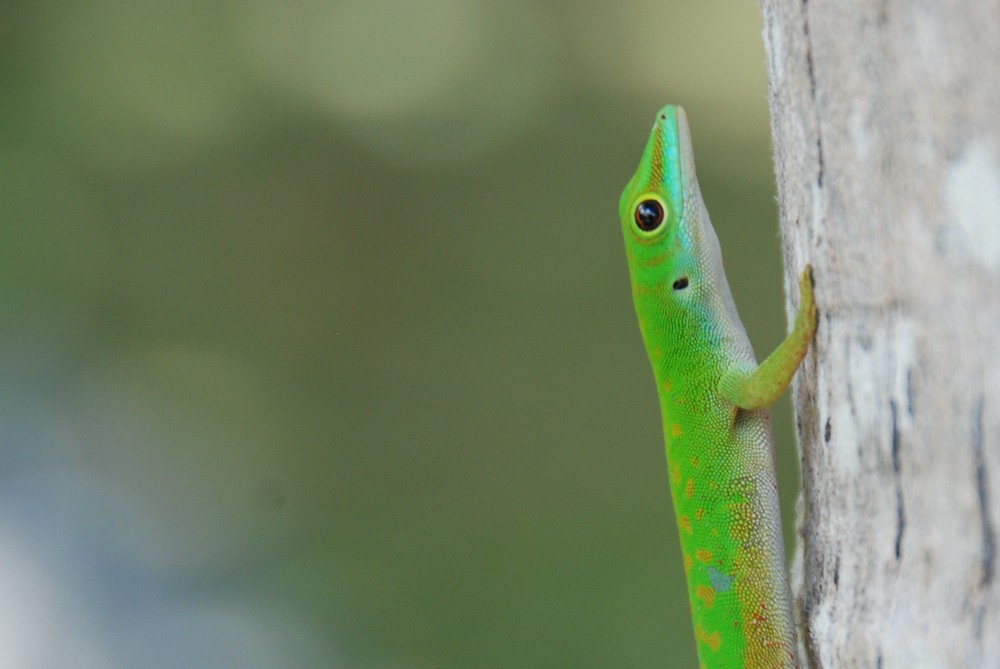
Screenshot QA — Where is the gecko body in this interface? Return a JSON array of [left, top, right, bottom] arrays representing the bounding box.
[[619, 106, 816, 669]]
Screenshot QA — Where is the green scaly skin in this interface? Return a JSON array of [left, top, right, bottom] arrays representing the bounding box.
[[619, 106, 816, 669]]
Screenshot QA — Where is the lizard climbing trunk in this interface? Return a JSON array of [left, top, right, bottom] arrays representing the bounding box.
[[620, 106, 813, 668]]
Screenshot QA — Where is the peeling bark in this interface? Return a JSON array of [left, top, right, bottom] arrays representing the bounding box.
[[761, 1, 1000, 667]]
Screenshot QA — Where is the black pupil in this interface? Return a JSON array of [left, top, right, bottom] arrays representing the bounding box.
[[634, 199, 664, 232]]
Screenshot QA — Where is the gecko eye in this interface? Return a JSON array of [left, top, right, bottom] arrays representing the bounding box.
[[634, 199, 665, 232]]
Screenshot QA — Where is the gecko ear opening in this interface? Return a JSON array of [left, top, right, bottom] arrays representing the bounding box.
[[672, 277, 689, 291]]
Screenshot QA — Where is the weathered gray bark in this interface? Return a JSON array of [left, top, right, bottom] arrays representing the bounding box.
[[760, 2, 1000, 667]]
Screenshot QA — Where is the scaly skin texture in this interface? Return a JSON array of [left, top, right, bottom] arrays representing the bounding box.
[[619, 106, 816, 669]]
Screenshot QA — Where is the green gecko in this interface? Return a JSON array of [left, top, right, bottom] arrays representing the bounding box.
[[618, 105, 816, 669]]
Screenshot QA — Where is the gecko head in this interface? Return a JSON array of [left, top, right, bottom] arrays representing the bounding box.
[[619, 105, 724, 309]]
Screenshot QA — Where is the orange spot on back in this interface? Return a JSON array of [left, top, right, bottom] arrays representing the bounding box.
[[684, 553, 694, 572], [695, 548, 713, 563], [671, 423, 683, 437], [695, 585, 717, 609], [670, 463, 681, 486], [679, 515, 693, 534], [696, 624, 723, 652], [690, 456, 701, 468], [685, 478, 695, 499], [695, 508, 706, 521], [662, 379, 672, 393]]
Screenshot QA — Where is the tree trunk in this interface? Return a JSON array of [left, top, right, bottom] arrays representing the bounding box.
[[760, 1, 1000, 667]]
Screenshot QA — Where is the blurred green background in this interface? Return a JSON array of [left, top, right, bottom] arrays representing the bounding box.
[[0, 1, 798, 667]]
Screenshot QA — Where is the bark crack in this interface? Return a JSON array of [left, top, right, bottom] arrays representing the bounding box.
[[973, 394, 995, 587], [801, 0, 826, 189], [890, 400, 905, 561]]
